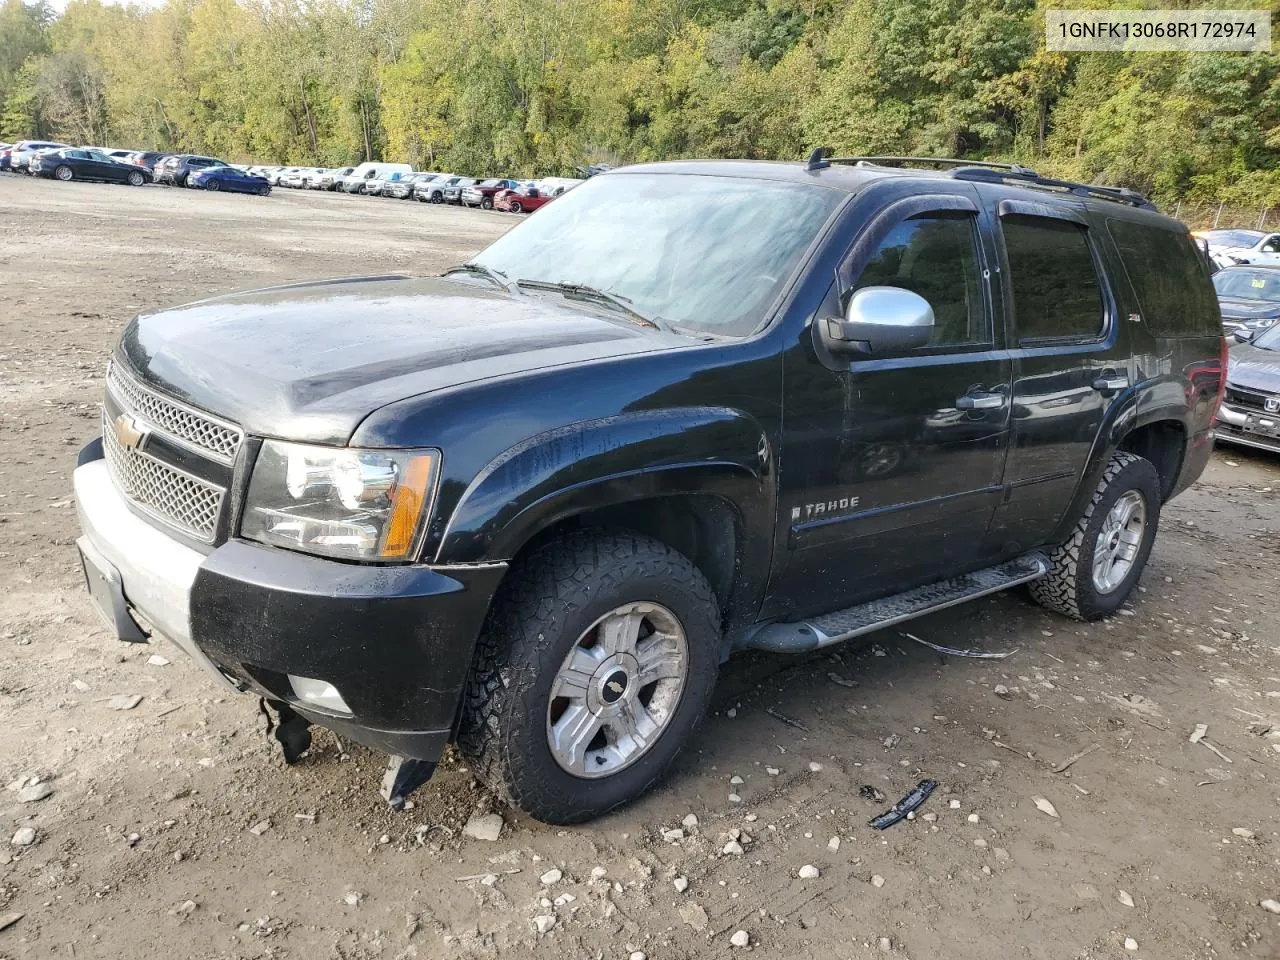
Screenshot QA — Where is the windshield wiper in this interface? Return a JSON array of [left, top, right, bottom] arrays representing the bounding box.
[[516, 280, 669, 332], [443, 262, 522, 296]]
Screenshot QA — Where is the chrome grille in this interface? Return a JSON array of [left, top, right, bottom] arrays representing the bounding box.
[[106, 363, 243, 463], [1225, 385, 1276, 412], [102, 411, 224, 542]]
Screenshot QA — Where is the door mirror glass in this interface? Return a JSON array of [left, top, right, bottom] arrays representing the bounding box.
[[1234, 328, 1256, 342], [823, 286, 935, 355]]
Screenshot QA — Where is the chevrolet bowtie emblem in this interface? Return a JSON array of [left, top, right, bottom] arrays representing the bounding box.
[[606, 680, 625, 694], [113, 413, 149, 453]]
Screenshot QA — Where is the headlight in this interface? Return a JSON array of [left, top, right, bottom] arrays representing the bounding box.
[[241, 440, 439, 561]]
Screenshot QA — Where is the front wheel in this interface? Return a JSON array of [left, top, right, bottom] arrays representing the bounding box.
[[55, 165, 73, 182], [127, 171, 145, 186], [510, 200, 524, 213], [480, 196, 493, 210], [458, 531, 720, 824], [1028, 451, 1162, 621], [204, 179, 220, 191], [257, 185, 270, 197], [431, 192, 443, 204]]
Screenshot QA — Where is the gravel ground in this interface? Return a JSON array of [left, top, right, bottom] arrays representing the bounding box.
[[1, 174, 1279, 960]]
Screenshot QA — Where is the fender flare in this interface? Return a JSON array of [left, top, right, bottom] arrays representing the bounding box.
[[1049, 382, 1190, 543], [434, 406, 774, 568]]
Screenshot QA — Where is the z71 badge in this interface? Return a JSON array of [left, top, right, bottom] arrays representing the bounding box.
[[792, 496, 861, 522]]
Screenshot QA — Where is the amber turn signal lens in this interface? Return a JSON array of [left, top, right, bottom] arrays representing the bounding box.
[[380, 453, 437, 558]]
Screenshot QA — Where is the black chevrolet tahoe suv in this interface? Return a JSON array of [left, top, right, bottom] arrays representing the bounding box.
[[74, 154, 1226, 824]]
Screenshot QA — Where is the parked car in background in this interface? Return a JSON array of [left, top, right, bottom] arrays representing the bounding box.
[[364, 170, 410, 196], [31, 148, 151, 185], [154, 154, 228, 187], [313, 167, 354, 190], [493, 183, 556, 213], [341, 162, 412, 193], [461, 178, 521, 209], [1194, 229, 1280, 268], [386, 172, 437, 199], [1213, 265, 1280, 338], [1217, 323, 1280, 454], [188, 165, 271, 196], [414, 174, 461, 203], [442, 176, 476, 204], [280, 168, 308, 188], [9, 140, 69, 173], [126, 151, 169, 172]]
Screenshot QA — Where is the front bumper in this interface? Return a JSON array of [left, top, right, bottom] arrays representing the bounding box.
[[73, 451, 507, 762], [1214, 403, 1280, 455]]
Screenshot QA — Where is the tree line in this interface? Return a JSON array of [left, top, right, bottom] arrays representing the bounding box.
[[2, 0, 1278, 205]]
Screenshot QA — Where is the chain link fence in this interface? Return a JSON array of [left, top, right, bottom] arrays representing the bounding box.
[[1168, 200, 1274, 232]]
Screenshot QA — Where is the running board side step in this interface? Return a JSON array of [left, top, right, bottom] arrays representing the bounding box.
[[743, 552, 1049, 654]]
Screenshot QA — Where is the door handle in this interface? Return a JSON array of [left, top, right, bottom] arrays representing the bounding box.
[[956, 391, 1005, 411], [1092, 374, 1129, 393]]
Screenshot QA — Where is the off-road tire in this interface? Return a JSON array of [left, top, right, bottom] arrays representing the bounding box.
[[457, 530, 721, 824], [1028, 451, 1161, 621]]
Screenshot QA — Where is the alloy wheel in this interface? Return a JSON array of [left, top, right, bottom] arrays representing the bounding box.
[[1091, 490, 1147, 594], [546, 602, 688, 779]]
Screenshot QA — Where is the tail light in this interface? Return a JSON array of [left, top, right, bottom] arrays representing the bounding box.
[[1211, 336, 1229, 423]]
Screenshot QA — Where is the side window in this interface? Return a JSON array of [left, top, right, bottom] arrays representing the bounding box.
[[852, 213, 989, 348], [1107, 219, 1219, 337], [1263, 234, 1280, 253], [1001, 215, 1105, 342]]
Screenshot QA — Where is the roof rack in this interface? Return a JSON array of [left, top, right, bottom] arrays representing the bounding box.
[[803, 149, 1156, 211]]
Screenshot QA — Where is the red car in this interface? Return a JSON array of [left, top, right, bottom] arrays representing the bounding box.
[[492, 184, 556, 214]]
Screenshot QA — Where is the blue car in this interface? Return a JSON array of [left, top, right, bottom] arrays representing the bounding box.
[[188, 165, 271, 196]]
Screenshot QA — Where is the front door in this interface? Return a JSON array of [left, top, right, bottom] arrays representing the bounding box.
[[767, 189, 1013, 619]]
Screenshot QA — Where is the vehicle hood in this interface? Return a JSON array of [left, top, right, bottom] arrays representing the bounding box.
[[1218, 297, 1280, 321], [1228, 342, 1280, 393], [117, 275, 684, 445]]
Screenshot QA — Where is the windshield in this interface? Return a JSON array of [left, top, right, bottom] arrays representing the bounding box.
[[1253, 324, 1280, 350], [1214, 269, 1280, 302], [1204, 229, 1264, 248], [472, 173, 842, 336]]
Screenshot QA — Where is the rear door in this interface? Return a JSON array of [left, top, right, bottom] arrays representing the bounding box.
[[769, 185, 1014, 617], [984, 195, 1131, 550]]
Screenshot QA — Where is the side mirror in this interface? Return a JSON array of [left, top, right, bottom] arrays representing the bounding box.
[[822, 286, 935, 355], [1234, 329, 1255, 342]]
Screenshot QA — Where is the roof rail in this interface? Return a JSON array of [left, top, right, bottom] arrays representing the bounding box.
[[802, 150, 1157, 212]]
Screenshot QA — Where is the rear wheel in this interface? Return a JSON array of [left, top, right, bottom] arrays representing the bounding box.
[[1028, 451, 1161, 621], [510, 200, 524, 213], [458, 531, 720, 824], [55, 165, 73, 182], [127, 171, 145, 186], [481, 196, 493, 210]]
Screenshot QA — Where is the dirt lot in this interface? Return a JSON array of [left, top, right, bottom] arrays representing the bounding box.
[[1, 174, 1279, 960]]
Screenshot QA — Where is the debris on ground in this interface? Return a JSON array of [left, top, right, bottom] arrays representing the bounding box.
[[869, 779, 937, 829], [859, 785, 886, 803], [679, 903, 708, 931], [0, 913, 22, 932], [729, 930, 750, 947], [901, 631, 1018, 659], [532, 915, 557, 934], [10, 828, 35, 847], [539, 868, 562, 885], [1188, 723, 1232, 763], [107, 694, 143, 710], [1032, 797, 1059, 819], [18, 782, 52, 803], [1260, 899, 1280, 915], [798, 864, 819, 879], [248, 820, 271, 836], [1118, 891, 1135, 908], [461, 812, 504, 842]]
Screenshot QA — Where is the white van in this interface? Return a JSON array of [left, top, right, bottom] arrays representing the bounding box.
[[340, 162, 412, 194]]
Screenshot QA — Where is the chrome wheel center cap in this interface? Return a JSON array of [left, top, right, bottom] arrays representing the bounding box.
[[587, 652, 639, 713]]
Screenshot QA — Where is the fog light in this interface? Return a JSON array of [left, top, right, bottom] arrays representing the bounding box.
[[288, 674, 352, 715]]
